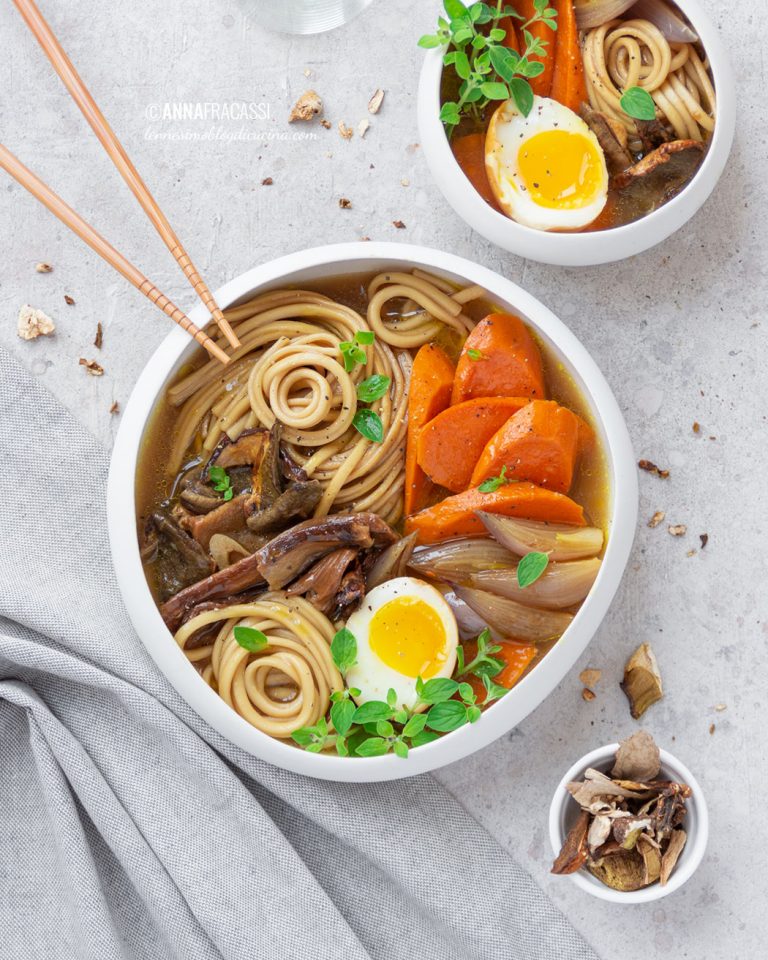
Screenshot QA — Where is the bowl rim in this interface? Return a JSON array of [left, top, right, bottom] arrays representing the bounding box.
[[108, 240, 638, 782], [547, 741, 710, 903], [416, 0, 736, 267]]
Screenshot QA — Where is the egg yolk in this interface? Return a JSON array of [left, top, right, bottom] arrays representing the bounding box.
[[369, 596, 448, 679], [517, 129, 603, 210]]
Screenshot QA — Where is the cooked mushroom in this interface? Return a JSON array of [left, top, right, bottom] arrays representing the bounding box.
[[185, 493, 250, 549], [611, 140, 706, 213], [286, 547, 359, 614], [581, 103, 632, 174], [246, 479, 323, 533], [256, 512, 398, 590], [634, 116, 674, 153], [144, 511, 215, 602]]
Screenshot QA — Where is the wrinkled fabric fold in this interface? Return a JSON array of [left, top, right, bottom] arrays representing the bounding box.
[[0, 349, 599, 960]]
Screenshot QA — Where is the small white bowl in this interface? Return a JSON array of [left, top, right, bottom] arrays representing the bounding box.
[[548, 742, 709, 902], [108, 241, 637, 782], [417, 0, 735, 266]]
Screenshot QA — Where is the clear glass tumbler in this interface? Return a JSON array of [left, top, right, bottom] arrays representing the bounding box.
[[253, 0, 375, 35]]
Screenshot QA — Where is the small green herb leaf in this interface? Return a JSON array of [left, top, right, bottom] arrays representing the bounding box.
[[517, 551, 549, 588], [376, 720, 395, 737], [339, 340, 368, 372], [208, 464, 234, 501], [353, 701, 393, 724], [330, 698, 356, 737], [480, 81, 510, 100], [478, 465, 513, 493], [233, 626, 268, 652], [509, 77, 534, 117], [418, 33, 444, 49], [467, 348, 487, 361], [356, 374, 391, 403], [482, 673, 510, 704], [353, 408, 384, 443], [402, 713, 428, 738], [410, 730, 441, 747], [331, 627, 357, 672], [620, 86, 656, 121], [393, 738, 409, 759], [355, 736, 391, 757], [467, 704, 482, 723], [291, 728, 315, 747], [426, 700, 469, 733], [355, 330, 375, 345], [419, 677, 460, 704]]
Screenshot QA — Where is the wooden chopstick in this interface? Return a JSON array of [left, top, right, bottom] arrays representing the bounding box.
[[0, 143, 230, 366], [12, 0, 241, 351]]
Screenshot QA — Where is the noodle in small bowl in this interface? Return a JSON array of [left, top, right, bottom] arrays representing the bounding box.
[[417, 0, 734, 266], [108, 243, 637, 782]]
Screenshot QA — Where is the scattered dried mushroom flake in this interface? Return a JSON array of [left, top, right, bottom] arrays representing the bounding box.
[[64, 294, 75, 305], [582, 688, 596, 702], [94, 322, 103, 349], [553, 733, 691, 892], [17, 305, 55, 340], [35, 262, 53, 273], [79, 358, 104, 376], [668, 524, 687, 536], [261, 177, 273, 186], [638, 459, 670, 478], [338, 197, 352, 209], [338, 121, 353, 140], [368, 88, 385, 114], [392, 219, 406, 229], [699, 533, 709, 549], [319, 119, 332, 129], [648, 510, 666, 528], [288, 90, 323, 123], [621, 642, 663, 719], [109, 401, 120, 415], [357, 119, 370, 138], [579, 668, 602, 689]]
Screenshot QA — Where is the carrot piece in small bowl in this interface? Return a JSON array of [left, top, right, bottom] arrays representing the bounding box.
[[404, 343, 455, 515], [452, 312, 546, 405], [470, 399, 590, 493], [417, 396, 529, 493]]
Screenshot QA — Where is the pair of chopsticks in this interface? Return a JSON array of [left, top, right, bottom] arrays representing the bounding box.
[[2, 0, 237, 365]]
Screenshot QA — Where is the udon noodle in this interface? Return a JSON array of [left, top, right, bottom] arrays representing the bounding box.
[[175, 594, 343, 738], [166, 271, 486, 524], [583, 18, 716, 148]]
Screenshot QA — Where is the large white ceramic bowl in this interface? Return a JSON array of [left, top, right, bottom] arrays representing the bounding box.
[[417, 0, 735, 266], [108, 242, 638, 781], [549, 742, 709, 902]]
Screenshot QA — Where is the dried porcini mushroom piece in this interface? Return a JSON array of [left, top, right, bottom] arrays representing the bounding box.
[[638, 458, 669, 478], [612, 731, 661, 782], [35, 261, 53, 273], [79, 357, 104, 376], [579, 668, 602, 689], [660, 829, 687, 885], [621, 642, 663, 719], [553, 733, 692, 892], [289, 90, 323, 123], [368, 88, 385, 114], [338, 121, 354, 140], [551, 809, 590, 875], [17, 304, 55, 340], [648, 510, 665, 528], [588, 849, 648, 891]]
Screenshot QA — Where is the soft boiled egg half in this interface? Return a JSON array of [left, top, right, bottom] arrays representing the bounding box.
[[485, 95, 609, 232], [345, 576, 459, 711]]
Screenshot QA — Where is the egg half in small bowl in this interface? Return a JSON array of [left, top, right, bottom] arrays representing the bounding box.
[[485, 95, 609, 232], [345, 576, 459, 711]]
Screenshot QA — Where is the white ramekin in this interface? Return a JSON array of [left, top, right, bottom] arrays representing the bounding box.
[[108, 241, 638, 782], [548, 741, 709, 902], [417, 0, 735, 267]]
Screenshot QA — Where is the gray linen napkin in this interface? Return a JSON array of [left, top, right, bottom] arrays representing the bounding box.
[[0, 348, 598, 960]]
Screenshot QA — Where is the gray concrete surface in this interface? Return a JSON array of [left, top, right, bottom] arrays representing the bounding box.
[[1, 1, 764, 956]]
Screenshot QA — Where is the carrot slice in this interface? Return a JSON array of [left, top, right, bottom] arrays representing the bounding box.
[[417, 397, 529, 493], [452, 313, 546, 405], [451, 133, 500, 210], [404, 482, 585, 544], [404, 344, 455, 515], [516, 0, 558, 99], [550, 0, 589, 113], [469, 399, 589, 493], [461, 638, 536, 703]]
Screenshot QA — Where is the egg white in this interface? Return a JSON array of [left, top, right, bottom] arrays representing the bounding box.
[[344, 576, 459, 711], [485, 95, 609, 231]]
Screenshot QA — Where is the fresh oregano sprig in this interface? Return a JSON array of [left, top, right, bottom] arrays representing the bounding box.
[[418, 0, 558, 133], [208, 464, 234, 501]]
